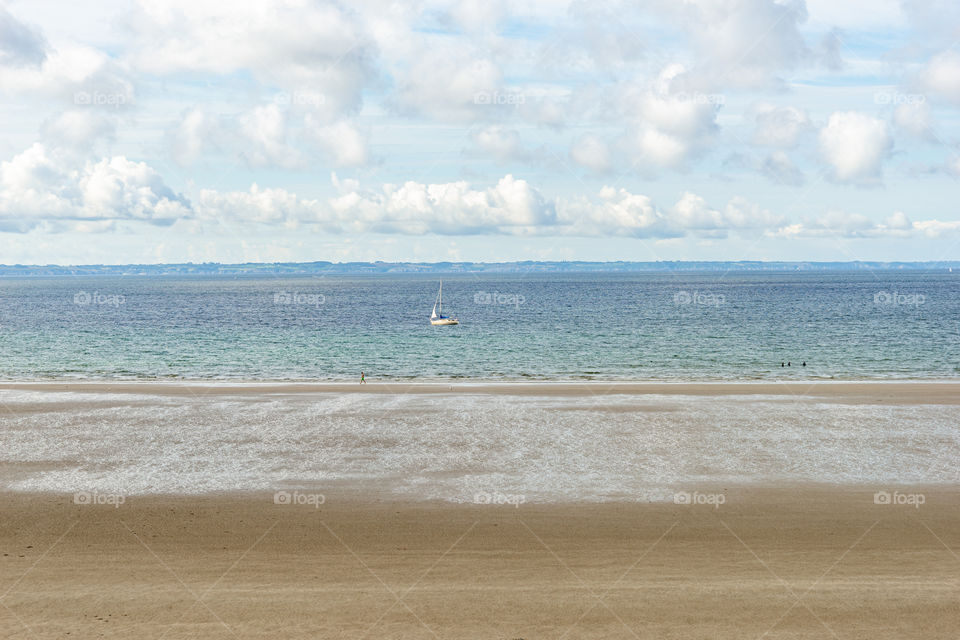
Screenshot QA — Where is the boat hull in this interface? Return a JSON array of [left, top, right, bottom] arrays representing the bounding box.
[[430, 318, 459, 326]]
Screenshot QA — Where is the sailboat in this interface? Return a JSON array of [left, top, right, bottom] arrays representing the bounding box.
[[430, 281, 459, 326]]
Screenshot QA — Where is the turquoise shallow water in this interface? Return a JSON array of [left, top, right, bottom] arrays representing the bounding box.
[[0, 271, 957, 381]]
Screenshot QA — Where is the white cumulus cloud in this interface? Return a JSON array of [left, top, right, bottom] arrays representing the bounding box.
[[0, 143, 191, 232], [819, 111, 891, 184]]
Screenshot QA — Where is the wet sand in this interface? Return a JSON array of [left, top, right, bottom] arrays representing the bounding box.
[[2, 380, 960, 404], [1, 487, 958, 639]]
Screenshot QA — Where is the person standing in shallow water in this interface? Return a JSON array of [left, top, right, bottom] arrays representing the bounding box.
[[360, 371, 366, 384]]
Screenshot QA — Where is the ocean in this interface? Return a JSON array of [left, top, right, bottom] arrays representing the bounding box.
[[0, 271, 956, 381]]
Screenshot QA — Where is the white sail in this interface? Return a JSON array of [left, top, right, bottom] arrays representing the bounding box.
[[429, 280, 458, 325]]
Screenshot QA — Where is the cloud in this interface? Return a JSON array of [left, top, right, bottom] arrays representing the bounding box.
[[919, 50, 960, 106], [815, 28, 845, 70], [41, 110, 117, 150], [557, 187, 782, 238], [305, 118, 370, 168], [818, 111, 891, 184], [627, 64, 720, 169], [893, 100, 935, 140], [4, 152, 956, 245], [170, 108, 218, 166], [0, 37, 132, 104], [0, 6, 48, 67], [238, 104, 303, 168], [570, 134, 612, 173], [671, 0, 812, 89], [128, 0, 376, 118], [0, 143, 191, 232], [198, 183, 316, 226], [393, 50, 502, 122], [723, 150, 805, 185], [749, 103, 811, 147], [331, 174, 556, 234], [761, 151, 805, 186], [771, 210, 960, 238], [471, 126, 527, 164]]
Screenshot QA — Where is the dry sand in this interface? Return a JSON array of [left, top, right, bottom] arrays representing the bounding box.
[[1, 487, 958, 639]]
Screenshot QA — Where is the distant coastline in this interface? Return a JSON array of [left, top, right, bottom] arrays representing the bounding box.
[[1, 260, 959, 276]]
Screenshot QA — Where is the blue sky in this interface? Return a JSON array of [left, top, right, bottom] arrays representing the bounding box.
[[0, 0, 959, 264]]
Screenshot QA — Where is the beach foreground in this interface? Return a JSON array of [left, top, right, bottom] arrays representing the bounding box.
[[1, 383, 958, 637], [1, 487, 958, 639]]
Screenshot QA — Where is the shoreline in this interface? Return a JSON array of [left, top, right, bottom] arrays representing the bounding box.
[[2, 379, 959, 402]]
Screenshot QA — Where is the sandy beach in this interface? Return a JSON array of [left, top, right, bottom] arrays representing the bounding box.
[[1, 487, 958, 639], [1, 382, 958, 638], [2, 380, 960, 403]]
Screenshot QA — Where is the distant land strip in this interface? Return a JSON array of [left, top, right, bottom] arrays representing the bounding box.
[[1, 260, 959, 276]]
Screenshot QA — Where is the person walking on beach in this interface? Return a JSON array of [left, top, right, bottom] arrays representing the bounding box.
[[360, 371, 366, 384]]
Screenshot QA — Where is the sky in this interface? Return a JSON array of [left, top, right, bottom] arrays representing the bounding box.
[[0, 0, 959, 264]]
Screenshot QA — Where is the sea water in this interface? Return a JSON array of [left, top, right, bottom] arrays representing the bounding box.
[[0, 271, 957, 381]]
